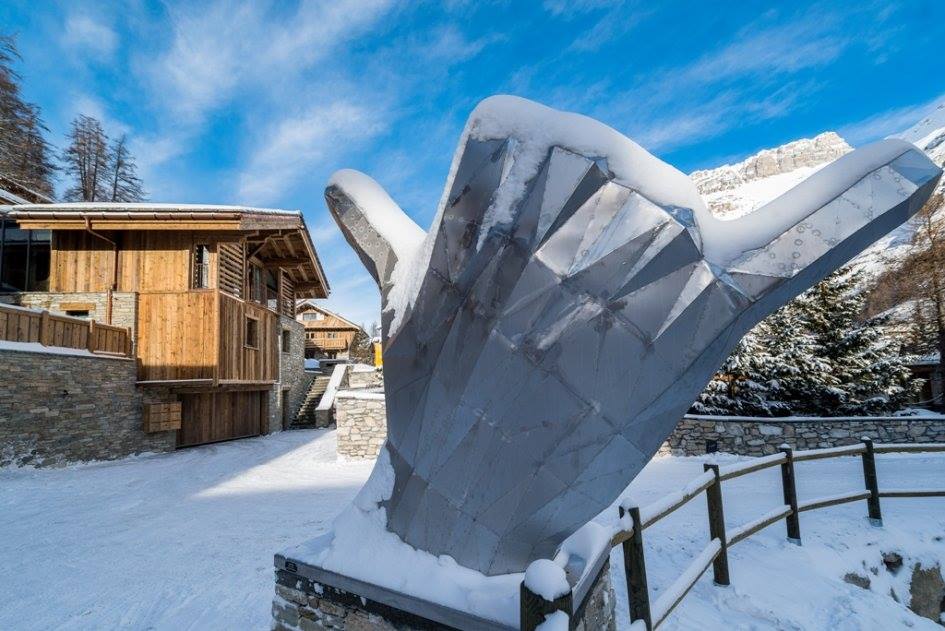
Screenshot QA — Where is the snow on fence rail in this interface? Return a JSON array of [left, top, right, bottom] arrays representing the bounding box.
[[0, 302, 131, 357], [520, 439, 945, 631]]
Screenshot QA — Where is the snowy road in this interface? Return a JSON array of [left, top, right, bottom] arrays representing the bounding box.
[[0, 430, 942, 630]]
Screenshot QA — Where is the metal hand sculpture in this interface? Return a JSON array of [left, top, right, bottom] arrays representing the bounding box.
[[325, 96, 941, 576]]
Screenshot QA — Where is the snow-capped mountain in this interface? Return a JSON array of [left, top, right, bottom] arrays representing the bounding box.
[[691, 132, 851, 219], [690, 107, 945, 277], [896, 102, 945, 159]]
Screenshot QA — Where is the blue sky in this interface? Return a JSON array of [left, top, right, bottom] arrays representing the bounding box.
[[2, 0, 944, 327]]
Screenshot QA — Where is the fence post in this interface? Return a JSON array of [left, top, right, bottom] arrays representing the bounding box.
[[778, 445, 802, 544], [87, 320, 96, 353], [519, 578, 572, 631], [39, 310, 50, 346], [703, 464, 731, 586], [861, 437, 883, 526], [619, 504, 653, 630]]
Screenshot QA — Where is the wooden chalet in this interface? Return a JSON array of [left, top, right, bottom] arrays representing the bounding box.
[[6, 202, 329, 447], [296, 302, 361, 359]]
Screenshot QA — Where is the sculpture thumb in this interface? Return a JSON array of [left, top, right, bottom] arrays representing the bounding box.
[[324, 169, 426, 299]]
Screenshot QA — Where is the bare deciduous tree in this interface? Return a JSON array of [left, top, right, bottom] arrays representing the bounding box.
[[108, 134, 145, 202], [61, 115, 110, 202]]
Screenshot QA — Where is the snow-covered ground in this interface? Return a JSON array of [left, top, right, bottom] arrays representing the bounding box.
[[0, 430, 942, 630], [0, 430, 373, 631]]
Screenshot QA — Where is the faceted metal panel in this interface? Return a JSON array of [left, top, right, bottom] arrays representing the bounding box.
[[325, 102, 942, 576]]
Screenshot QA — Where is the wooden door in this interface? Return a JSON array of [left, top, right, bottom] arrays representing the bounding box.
[[177, 390, 267, 447]]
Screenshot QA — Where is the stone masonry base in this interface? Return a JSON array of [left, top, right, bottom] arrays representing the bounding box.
[[272, 559, 615, 631]]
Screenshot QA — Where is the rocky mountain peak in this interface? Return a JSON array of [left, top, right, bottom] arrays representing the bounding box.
[[691, 131, 852, 218]]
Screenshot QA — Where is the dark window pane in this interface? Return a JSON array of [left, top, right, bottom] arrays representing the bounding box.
[[27, 240, 49, 291], [192, 244, 210, 288], [1, 224, 27, 291]]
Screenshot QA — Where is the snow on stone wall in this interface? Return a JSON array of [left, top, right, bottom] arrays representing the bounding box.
[[662, 415, 945, 456]]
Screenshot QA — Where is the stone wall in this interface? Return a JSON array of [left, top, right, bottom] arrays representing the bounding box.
[[335, 391, 387, 459], [348, 368, 383, 390], [273, 559, 615, 631], [268, 317, 308, 433], [661, 415, 945, 456], [0, 346, 176, 467], [1, 291, 138, 332]]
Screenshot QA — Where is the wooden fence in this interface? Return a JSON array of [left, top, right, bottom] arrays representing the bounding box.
[[520, 439, 945, 630], [0, 302, 131, 357]]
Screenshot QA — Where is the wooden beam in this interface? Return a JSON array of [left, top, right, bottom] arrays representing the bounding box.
[[259, 257, 310, 268]]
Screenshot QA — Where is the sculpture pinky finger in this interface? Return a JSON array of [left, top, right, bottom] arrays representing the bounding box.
[[325, 95, 942, 576]]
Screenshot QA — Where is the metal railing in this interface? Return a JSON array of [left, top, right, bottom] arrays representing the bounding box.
[[0, 302, 131, 357], [520, 439, 945, 630]]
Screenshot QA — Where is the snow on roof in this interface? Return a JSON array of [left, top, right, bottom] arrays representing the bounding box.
[[295, 301, 362, 330], [0, 188, 30, 205], [9, 202, 301, 216]]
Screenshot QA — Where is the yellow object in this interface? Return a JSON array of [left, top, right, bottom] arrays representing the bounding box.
[[373, 341, 383, 367]]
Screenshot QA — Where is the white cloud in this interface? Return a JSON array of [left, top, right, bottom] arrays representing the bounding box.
[[839, 93, 945, 145], [148, 0, 394, 124], [69, 94, 130, 136], [236, 101, 387, 204], [63, 13, 118, 58]]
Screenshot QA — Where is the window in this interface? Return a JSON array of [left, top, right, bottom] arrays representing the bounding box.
[[245, 316, 259, 349], [192, 244, 210, 288], [249, 265, 264, 303], [264, 268, 278, 311], [0, 221, 49, 292], [281, 329, 291, 353], [327, 332, 338, 339], [302, 313, 318, 321], [65, 310, 90, 319]]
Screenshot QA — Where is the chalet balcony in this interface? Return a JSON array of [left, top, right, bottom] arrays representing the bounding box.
[[136, 289, 279, 386], [305, 338, 349, 351]]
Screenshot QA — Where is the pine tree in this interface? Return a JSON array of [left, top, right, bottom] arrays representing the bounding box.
[[791, 269, 918, 415], [0, 34, 55, 197], [692, 330, 778, 416], [902, 300, 938, 357], [107, 134, 145, 202], [758, 303, 833, 414], [61, 115, 110, 202], [695, 268, 919, 416]]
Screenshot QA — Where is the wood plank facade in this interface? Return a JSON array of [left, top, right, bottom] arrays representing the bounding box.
[[296, 302, 362, 359], [7, 203, 329, 447]]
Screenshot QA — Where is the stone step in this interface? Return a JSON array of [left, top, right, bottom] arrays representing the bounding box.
[[289, 375, 335, 429]]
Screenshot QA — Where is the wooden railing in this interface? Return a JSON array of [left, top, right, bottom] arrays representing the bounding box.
[[520, 439, 945, 630], [0, 302, 131, 357]]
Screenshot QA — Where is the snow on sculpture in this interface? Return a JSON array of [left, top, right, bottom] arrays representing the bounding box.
[[324, 96, 942, 576]]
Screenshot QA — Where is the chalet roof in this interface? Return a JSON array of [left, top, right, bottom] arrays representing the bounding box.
[[0, 174, 55, 204], [0, 188, 29, 205], [8, 202, 330, 299], [296, 302, 362, 330], [7, 201, 301, 218]]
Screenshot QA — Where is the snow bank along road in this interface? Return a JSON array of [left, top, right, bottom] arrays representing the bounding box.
[[0, 429, 942, 630]]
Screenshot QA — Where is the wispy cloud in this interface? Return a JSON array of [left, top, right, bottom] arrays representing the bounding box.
[[542, 0, 624, 18], [146, 0, 393, 124], [594, 11, 857, 152], [63, 13, 117, 59], [839, 92, 945, 145], [237, 101, 387, 204]]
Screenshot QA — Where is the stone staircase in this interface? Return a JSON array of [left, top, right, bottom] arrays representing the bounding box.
[[292, 374, 334, 428]]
